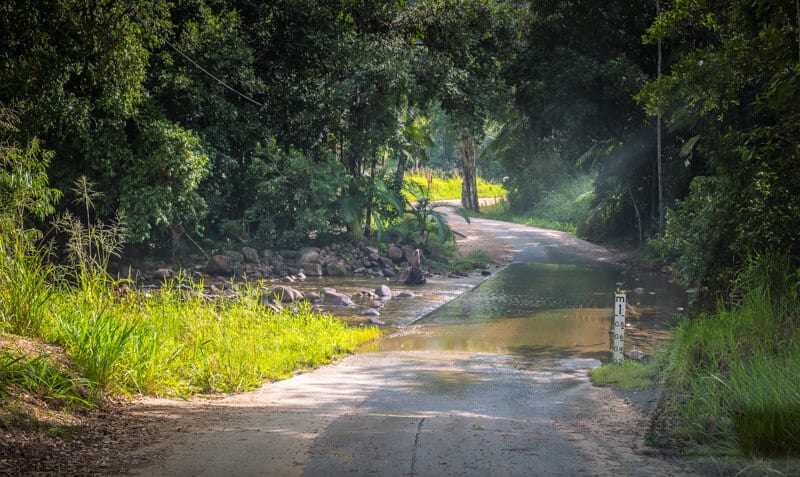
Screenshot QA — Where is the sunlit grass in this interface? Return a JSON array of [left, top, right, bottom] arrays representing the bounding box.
[[471, 201, 578, 235], [404, 171, 506, 201], [42, 278, 380, 398], [466, 174, 595, 236], [590, 359, 661, 390]]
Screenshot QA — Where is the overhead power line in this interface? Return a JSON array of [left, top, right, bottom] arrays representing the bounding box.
[[124, 0, 267, 110], [156, 33, 267, 109]]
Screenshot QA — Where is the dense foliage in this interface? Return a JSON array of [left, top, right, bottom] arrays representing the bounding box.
[[0, 0, 515, 251], [1, 0, 798, 289], [640, 0, 800, 292]]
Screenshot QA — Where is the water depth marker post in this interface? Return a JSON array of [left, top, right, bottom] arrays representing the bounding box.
[[613, 291, 627, 364]]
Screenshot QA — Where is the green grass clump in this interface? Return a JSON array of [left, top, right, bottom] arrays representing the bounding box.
[[0, 234, 54, 336], [450, 250, 491, 273], [658, 252, 800, 457], [44, 279, 380, 397], [590, 359, 661, 390], [0, 349, 93, 411], [404, 171, 506, 201]]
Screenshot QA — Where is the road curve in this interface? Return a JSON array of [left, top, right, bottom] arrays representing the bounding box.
[[123, 213, 697, 477]]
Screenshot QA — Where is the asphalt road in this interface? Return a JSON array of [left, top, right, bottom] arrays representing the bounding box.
[[125, 215, 698, 476]]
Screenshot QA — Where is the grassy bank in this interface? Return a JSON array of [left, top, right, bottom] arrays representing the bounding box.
[[591, 252, 800, 458], [1, 258, 379, 412], [472, 201, 578, 235], [468, 174, 595, 236]]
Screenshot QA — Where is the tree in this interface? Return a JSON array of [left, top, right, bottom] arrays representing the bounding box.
[[413, 0, 517, 211], [503, 0, 662, 240], [639, 0, 800, 291]]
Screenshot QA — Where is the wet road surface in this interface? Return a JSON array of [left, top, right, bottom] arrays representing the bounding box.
[[127, 215, 696, 476]]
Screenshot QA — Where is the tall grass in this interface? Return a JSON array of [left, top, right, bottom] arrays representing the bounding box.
[[0, 349, 93, 410], [473, 174, 595, 236], [0, 233, 54, 336], [45, 278, 380, 398], [660, 251, 800, 456], [1, 176, 380, 403]]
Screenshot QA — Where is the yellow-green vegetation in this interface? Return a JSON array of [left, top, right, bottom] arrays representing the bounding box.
[[48, 278, 379, 398], [1, 274, 380, 403], [404, 170, 506, 201], [589, 359, 661, 391], [0, 173, 379, 409]]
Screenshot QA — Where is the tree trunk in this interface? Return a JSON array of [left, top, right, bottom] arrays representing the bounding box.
[[796, 0, 800, 63], [459, 130, 480, 212], [656, 0, 664, 232]]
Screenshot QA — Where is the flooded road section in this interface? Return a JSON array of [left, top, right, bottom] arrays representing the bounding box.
[[128, 217, 699, 477], [376, 262, 687, 362]]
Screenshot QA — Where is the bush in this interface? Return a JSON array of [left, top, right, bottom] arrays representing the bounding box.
[[244, 142, 349, 248]]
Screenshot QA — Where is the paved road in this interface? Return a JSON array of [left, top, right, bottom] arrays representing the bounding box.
[[126, 215, 697, 476]]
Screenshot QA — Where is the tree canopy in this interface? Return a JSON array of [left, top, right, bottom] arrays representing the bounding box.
[[1, 0, 798, 295]]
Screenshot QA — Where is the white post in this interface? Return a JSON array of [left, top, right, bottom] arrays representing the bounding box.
[[613, 292, 627, 364]]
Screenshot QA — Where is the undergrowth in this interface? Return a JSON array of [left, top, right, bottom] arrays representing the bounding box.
[[0, 176, 380, 410], [656, 251, 800, 457], [472, 174, 594, 236]]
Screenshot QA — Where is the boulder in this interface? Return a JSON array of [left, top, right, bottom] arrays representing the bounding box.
[[375, 285, 392, 298], [223, 250, 245, 264], [302, 263, 324, 277], [306, 291, 322, 301], [367, 316, 385, 326], [387, 244, 404, 262], [262, 285, 304, 304], [362, 308, 381, 317], [324, 290, 354, 307], [296, 247, 321, 266], [379, 257, 394, 268], [326, 260, 348, 277], [397, 290, 415, 298], [205, 254, 233, 275], [241, 246, 260, 264], [356, 290, 379, 300]]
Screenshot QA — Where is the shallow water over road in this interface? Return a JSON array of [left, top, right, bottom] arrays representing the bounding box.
[[371, 262, 687, 363]]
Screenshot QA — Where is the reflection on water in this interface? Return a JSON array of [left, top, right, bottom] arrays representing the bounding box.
[[375, 263, 687, 362]]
